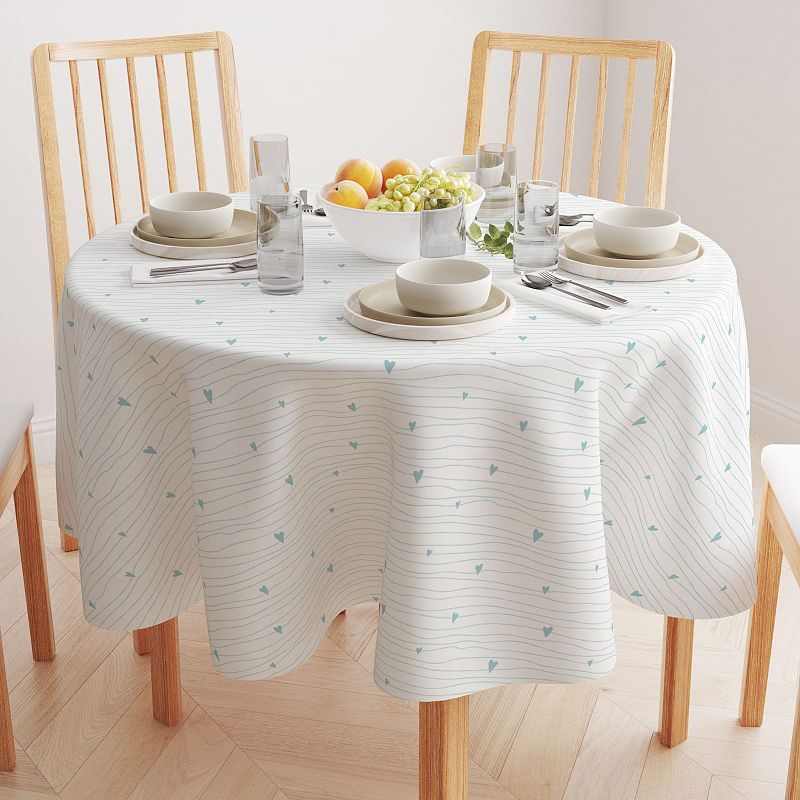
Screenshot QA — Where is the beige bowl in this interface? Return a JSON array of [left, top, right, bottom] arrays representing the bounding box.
[[395, 259, 492, 316], [593, 206, 680, 258], [149, 191, 234, 239]]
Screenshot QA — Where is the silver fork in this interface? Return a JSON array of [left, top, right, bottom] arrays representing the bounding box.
[[299, 190, 313, 213], [540, 270, 629, 305]]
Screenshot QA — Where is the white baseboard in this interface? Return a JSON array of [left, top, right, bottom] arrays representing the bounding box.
[[32, 414, 56, 464], [750, 388, 800, 444]]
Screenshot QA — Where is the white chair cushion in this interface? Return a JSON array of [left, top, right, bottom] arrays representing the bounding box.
[[0, 398, 33, 472], [762, 444, 800, 540]]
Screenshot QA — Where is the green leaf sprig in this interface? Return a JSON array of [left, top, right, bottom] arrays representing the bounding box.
[[468, 221, 514, 258]]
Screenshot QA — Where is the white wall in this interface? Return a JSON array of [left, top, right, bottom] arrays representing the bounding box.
[[0, 0, 605, 461], [604, 0, 800, 442]]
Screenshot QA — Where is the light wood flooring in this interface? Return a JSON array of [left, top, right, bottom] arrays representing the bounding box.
[[0, 436, 797, 800]]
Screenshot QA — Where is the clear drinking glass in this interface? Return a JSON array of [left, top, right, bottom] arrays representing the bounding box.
[[249, 134, 290, 211], [257, 192, 304, 295], [513, 180, 560, 274], [420, 198, 466, 258], [475, 143, 517, 225]]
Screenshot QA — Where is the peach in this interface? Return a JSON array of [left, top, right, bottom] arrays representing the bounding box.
[[322, 180, 369, 209], [381, 158, 421, 190], [334, 158, 383, 198]]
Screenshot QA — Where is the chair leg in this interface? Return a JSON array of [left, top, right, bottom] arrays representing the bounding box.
[[61, 530, 79, 552], [149, 618, 182, 726], [132, 629, 152, 655], [787, 686, 800, 800], [13, 427, 55, 662], [419, 696, 469, 800], [659, 616, 694, 747], [0, 631, 15, 771], [740, 488, 783, 727]]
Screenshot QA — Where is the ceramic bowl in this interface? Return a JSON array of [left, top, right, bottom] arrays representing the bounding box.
[[429, 154, 477, 179], [395, 258, 492, 316], [319, 186, 484, 263], [148, 191, 234, 239], [593, 206, 681, 258]]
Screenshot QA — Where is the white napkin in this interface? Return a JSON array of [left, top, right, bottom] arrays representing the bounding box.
[[130, 260, 257, 287], [497, 276, 649, 324]]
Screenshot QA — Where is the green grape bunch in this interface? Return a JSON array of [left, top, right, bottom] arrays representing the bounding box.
[[365, 167, 477, 212]]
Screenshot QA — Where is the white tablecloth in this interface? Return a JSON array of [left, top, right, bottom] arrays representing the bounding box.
[[56, 195, 754, 701]]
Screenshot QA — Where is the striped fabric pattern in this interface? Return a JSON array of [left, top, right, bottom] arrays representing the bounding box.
[[56, 194, 754, 701]]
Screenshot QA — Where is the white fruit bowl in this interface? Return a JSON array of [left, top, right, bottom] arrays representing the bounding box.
[[319, 186, 485, 263]]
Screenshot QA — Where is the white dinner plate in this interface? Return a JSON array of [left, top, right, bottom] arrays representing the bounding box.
[[130, 227, 256, 260], [564, 228, 700, 268], [359, 281, 507, 326], [344, 288, 515, 340], [558, 245, 706, 282]]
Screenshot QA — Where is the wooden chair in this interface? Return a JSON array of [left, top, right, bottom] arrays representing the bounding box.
[[463, 31, 675, 208], [32, 31, 247, 726], [740, 446, 800, 799], [0, 400, 56, 770], [461, 32, 688, 755]]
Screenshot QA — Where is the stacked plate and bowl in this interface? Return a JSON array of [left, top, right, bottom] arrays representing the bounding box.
[[559, 207, 705, 281], [130, 192, 256, 259], [344, 259, 515, 341]]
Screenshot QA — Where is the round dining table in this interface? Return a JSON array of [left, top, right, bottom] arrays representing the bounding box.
[[55, 194, 755, 798]]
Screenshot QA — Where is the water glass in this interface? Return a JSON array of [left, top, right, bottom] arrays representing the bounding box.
[[420, 199, 466, 258], [249, 134, 289, 211], [257, 192, 304, 295], [475, 143, 517, 225], [513, 180, 560, 274]]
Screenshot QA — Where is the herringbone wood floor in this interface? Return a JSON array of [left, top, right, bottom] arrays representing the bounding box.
[[1, 437, 797, 800]]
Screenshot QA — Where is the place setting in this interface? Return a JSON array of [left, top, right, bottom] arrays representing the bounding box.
[[558, 205, 705, 281]]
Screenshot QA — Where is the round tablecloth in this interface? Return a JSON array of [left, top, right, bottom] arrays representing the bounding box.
[[56, 194, 755, 702]]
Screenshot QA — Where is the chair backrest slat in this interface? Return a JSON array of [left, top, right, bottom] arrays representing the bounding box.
[[645, 41, 675, 212], [97, 59, 122, 223], [125, 57, 149, 212], [154, 54, 178, 192], [67, 60, 96, 238], [531, 52, 550, 181], [463, 32, 675, 208], [32, 31, 247, 323], [504, 50, 521, 146], [184, 51, 207, 191], [560, 55, 581, 192], [588, 56, 608, 197], [616, 58, 638, 203]]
